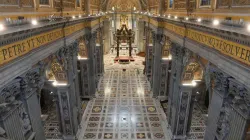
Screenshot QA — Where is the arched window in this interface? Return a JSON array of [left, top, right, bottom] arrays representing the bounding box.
[[169, 0, 173, 8]]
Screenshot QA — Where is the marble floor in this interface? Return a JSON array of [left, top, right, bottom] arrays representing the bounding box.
[[42, 104, 63, 139], [77, 54, 172, 140]]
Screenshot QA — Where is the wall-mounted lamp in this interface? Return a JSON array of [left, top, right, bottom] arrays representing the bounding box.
[[213, 19, 219, 26], [31, 19, 38, 25], [0, 24, 5, 31]]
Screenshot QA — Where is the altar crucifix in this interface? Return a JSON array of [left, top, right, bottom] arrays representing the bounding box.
[[115, 24, 135, 58]]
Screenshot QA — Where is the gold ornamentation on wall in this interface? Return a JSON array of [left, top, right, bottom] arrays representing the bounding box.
[[174, 0, 187, 9], [82, 0, 85, 10], [218, 0, 231, 7], [232, 0, 250, 6], [107, 0, 140, 12], [162, 40, 171, 58], [21, 0, 33, 7], [78, 37, 88, 58], [147, 18, 250, 66], [120, 15, 129, 27], [182, 62, 203, 83], [54, 0, 75, 9], [51, 58, 67, 82], [0, 20, 97, 67]]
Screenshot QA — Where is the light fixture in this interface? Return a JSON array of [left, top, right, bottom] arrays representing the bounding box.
[[162, 55, 172, 60], [0, 24, 4, 31], [182, 80, 197, 87], [197, 18, 202, 22], [31, 19, 38, 25], [213, 19, 219, 26], [185, 17, 189, 21], [52, 81, 67, 86], [247, 24, 250, 32], [133, 7, 136, 11], [79, 15, 82, 18], [78, 56, 88, 60], [175, 16, 178, 19], [168, 15, 171, 18], [72, 16, 76, 19], [164, 15, 166, 17]]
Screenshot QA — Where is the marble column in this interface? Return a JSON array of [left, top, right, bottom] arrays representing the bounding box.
[[79, 59, 90, 98], [152, 33, 166, 97], [103, 20, 111, 54], [138, 21, 145, 52], [167, 43, 185, 127], [85, 0, 90, 15], [158, 0, 164, 15], [204, 67, 232, 140], [71, 42, 82, 124], [158, 60, 170, 99], [85, 33, 97, 97]]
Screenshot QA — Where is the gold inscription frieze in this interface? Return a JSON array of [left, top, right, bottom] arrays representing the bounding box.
[[155, 20, 250, 66], [0, 19, 101, 67]]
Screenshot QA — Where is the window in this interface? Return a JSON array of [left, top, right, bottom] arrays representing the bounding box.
[[76, 0, 80, 7], [200, 0, 210, 6], [40, 0, 49, 5], [169, 0, 173, 8]]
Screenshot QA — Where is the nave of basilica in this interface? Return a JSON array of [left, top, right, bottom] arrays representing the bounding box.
[[0, 0, 250, 140]]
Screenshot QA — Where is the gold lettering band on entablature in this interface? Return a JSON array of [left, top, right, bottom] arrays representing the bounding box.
[[146, 17, 250, 66], [0, 19, 104, 67]]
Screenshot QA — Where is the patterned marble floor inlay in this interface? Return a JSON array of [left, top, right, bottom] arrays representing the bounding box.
[[77, 54, 171, 140]]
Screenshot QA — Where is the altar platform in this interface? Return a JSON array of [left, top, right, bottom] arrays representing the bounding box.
[[114, 56, 135, 64]]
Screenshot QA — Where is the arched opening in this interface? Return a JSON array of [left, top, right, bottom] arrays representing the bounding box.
[[182, 61, 210, 139], [40, 87, 62, 139]]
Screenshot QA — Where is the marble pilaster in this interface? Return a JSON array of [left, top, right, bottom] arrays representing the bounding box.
[[56, 85, 76, 140], [204, 67, 232, 140], [172, 86, 193, 139], [19, 67, 46, 140], [152, 33, 166, 97], [85, 33, 97, 97], [79, 59, 90, 98], [167, 43, 185, 127]]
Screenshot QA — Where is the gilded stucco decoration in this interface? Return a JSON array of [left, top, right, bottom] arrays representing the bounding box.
[[107, 0, 141, 12], [182, 62, 203, 83], [78, 37, 88, 58], [148, 0, 160, 13]]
